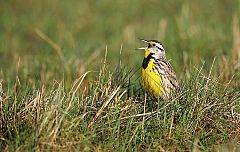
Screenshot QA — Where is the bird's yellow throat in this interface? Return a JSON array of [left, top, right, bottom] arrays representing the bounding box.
[[144, 49, 152, 58]]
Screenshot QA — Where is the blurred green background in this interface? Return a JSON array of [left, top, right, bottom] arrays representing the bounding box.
[[0, 0, 239, 86]]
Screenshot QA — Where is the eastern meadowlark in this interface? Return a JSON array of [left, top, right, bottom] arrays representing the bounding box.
[[138, 39, 179, 99]]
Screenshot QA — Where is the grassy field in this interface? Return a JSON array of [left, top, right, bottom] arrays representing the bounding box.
[[0, 0, 240, 151]]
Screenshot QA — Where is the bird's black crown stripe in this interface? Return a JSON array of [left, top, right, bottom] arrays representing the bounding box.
[[149, 40, 161, 44]]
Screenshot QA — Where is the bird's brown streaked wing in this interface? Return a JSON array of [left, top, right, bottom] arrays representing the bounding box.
[[156, 59, 179, 92]]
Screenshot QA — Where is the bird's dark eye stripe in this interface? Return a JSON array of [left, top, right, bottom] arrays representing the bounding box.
[[148, 43, 157, 47], [156, 46, 164, 51], [147, 43, 164, 51]]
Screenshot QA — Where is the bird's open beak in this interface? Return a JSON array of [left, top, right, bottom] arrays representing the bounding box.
[[136, 38, 149, 50], [139, 38, 149, 43], [141, 39, 149, 43], [136, 47, 147, 50]]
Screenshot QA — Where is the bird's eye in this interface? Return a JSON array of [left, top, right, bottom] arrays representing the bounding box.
[[152, 44, 156, 46]]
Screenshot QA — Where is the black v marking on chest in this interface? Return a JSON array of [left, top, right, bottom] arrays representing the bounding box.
[[142, 53, 154, 69]]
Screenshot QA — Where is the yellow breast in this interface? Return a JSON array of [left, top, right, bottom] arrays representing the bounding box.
[[141, 59, 165, 98]]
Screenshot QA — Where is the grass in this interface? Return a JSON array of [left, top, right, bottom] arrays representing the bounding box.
[[1, 0, 240, 151], [1, 57, 239, 151]]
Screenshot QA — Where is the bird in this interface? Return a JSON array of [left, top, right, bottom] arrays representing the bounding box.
[[138, 39, 179, 99]]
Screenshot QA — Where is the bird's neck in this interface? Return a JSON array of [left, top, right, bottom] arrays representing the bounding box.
[[145, 50, 166, 60], [158, 55, 166, 60]]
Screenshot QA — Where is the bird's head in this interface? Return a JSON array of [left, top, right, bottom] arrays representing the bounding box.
[[137, 39, 166, 58]]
